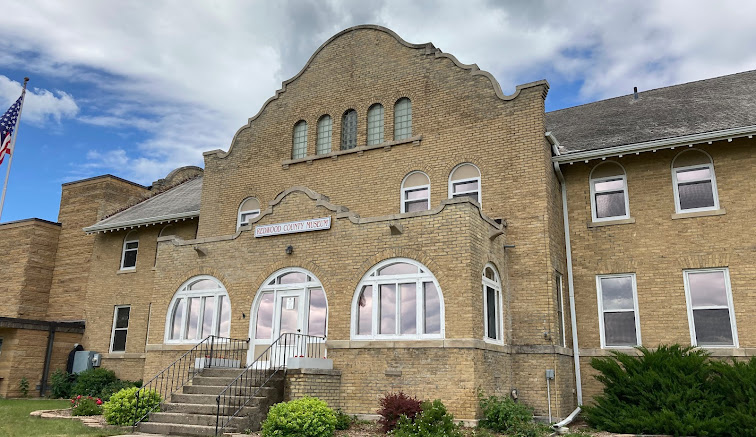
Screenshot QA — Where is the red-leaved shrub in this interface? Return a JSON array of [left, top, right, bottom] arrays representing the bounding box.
[[377, 391, 423, 433]]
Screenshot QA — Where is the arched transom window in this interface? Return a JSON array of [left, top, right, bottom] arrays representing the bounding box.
[[352, 258, 443, 340], [237, 197, 261, 229], [166, 276, 231, 343], [449, 163, 481, 204]]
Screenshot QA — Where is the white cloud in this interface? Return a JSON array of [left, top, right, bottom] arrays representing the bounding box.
[[0, 76, 79, 124]]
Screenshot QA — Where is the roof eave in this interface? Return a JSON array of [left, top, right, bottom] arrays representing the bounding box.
[[83, 211, 200, 234]]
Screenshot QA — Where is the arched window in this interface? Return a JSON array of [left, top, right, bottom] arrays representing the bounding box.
[[672, 149, 719, 213], [394, 98, 412, 140], [166, 276, 231, 343], [352, 258, 444, 340], [401, 171, 430, 213], [316, 115, 332, 155], [367, 104, 384, 145], [449, 163, 481, 204], [237, 197, 261, 229], [482, 264, 503, 343], [590, 162, 629, 222], [120, 231, 138, 270], [292, 120, 308, 159], [341, 109, 357, 150]]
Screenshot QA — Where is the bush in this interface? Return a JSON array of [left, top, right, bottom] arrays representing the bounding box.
[[99, 379, 141, 402], [377, 391, 423, 433], [18, 377, 29, 397], [261, 397, 337, 437], [103, 386, 162, 426], [393, 399, 462, 437], [478, 392, 533, 433], [50, 369, 77, 399], [334, 409, 352, 430], [72, 368, 118, 397], [71, 395, 103, 416]]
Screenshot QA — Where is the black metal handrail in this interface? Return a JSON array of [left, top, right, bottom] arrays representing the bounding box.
[[214, 333, 326, 435], [132, 335, 250, 429]]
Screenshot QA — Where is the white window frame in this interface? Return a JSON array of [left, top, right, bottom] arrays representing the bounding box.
[[237, 198, 261, 230], [164, 275, 231, 344], [556, 273, 566, 347], [109, 305, 130, 353], [596, 273, 641, 349], [482, 264, 503, 344], [351, 258, 445, 340], [672, 161, 720, 213], [120, 235, 138, 270], [590, 172, 630, 222], [683, 268, 738, 348], [448, 163, 482, 206], [401, 171, 430, 213]]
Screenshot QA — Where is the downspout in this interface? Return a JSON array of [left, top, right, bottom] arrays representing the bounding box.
[[40, 322, 56, 396], [546, 132, 583, 430]]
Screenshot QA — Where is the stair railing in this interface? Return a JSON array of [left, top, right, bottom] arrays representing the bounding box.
[[214, 333, 326, 435], [132, 335, 250, 429]]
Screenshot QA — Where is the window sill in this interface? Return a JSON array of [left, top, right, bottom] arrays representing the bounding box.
[[671, 208, 726, 220], [282, 135, 422, 168], [117, 269, 137, 274], [587, 217, 635, 228]]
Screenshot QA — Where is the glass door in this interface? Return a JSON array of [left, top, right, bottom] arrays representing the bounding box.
[[272, 290, 304, 364]]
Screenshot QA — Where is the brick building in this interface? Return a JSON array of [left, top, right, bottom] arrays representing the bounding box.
[[1, 25, 754, 425]]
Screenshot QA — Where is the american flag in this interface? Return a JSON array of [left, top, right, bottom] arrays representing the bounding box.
[[0, 95, 23, 165]]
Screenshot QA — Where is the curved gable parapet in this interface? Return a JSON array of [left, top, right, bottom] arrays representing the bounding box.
[[206, 24, 549, 159]]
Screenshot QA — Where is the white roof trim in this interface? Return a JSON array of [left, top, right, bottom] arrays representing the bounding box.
[[83, 211, 199, 234]]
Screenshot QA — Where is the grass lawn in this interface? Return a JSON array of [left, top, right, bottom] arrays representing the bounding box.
[[0, 398, 126, 437]]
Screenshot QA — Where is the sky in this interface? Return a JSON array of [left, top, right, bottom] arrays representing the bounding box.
[[1, 0, 755, 223]]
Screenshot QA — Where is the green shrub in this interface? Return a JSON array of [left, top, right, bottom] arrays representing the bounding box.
[[99, 379, 140, 402], [377, 391, 423, 433], [71, 395, 103, 416], [261, 397, 337, 437], [393, 399, 462, 437], [334, 409, 352, 430], [18, 377, 29, 397], [50, 369, 76, 399], [478, 392, 533, 433], [72, 368, 118, 397], [103, 386, 162, 426]]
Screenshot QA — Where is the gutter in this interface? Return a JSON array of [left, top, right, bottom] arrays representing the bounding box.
[[83, 211, 199, 234]]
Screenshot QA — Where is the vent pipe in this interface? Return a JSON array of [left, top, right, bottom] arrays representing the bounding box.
[[633, 87, 639, 100]]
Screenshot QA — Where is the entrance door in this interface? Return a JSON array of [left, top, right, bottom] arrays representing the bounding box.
[[273, 290, 304, 362]]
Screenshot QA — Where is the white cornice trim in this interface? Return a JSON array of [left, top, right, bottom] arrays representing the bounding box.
[[83, 211, 199, 234]]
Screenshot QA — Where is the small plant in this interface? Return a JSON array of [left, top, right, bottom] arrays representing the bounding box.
[[50, 369, 77, 399], [261, 397, 337, 437], [477, 391, 533, 433], [71, 395, 103, 416], [393, 399, 462, 437], [18, 377, 29, 397], [334, 409, 352, 430], [103, 386, 162, 426], [72, 368, 118, 397], [377, 391, 423, 433]]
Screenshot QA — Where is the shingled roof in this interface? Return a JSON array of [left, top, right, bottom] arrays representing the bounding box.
[[83, 177, 202, 234], [546, 69, 756, 154]]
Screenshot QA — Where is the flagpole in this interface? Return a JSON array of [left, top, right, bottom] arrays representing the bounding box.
[[0, 77, 29, 222]]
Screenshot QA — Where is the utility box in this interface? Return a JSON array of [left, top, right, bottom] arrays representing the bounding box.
[[72, 351, 96, 374], [92, 353, 102, 367]]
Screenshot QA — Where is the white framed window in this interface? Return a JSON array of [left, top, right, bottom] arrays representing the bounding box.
[[351, 258, 444, 340], [110, 305, 130, 353], [341, 109, 357, 150], [237, 197, 261, 229], [555, 273, 566, 347], [449, 163, 481, 205], [672, 150, 719, 213], [316, 115, 332, 155], [120, 232, 138, 270], [394, 98, 412, 140], [292, 120, 308, 159], [401, 171, 430, 213], [683, 268, 738, 348], [482, 264, 503, 343], [596, 274, 641, 348], [367, 103, 384, 145], [590, 162, 630, 222], [165, 276, 231, 343]]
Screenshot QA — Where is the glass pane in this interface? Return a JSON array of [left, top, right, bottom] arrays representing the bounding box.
[[693, 309, 734, 346], [279, 272, 307, 284], [405, 187, 428, 200], [316, 116, 332, 155], [279, 296, 300, 334], [600, 276, 635, 311], [112, 330, 127, 352], [378, 263, 418, 276], [486, 286, 497, 340], [218, 295, 231, 338], [367, 104, 384, 145], [604, 312, 637, 346], [308, 288, 327, 337], [122, 249, 137, 268], [379, 284, 396, 334], [594, 178, 624, 192], [255, 293, 274, 339], [484, 267, 496, 281], [595, 191, 626, 218], [186, 297, 200, 340], [357, 285, 373, 335], [170, 299, 185, 340], [341, 110, 357, 150], [688, 271, 728, 307], [406, 200, 429, 212], [240, 211, 259, 223], [676, 167, 711, 182], [125, 242, 138, 250], [292, 121, 307, 159], [399, 283, 417, 335], [423, 282, 440, 335], [452, 192, 479, 202], [115, 307, 130, 329], [394, 98, 412, 140], [190, 279, 218, 290], [201, 296, 215, 338], [453, 180, 479, 193], [679, 181, 715, 210]]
